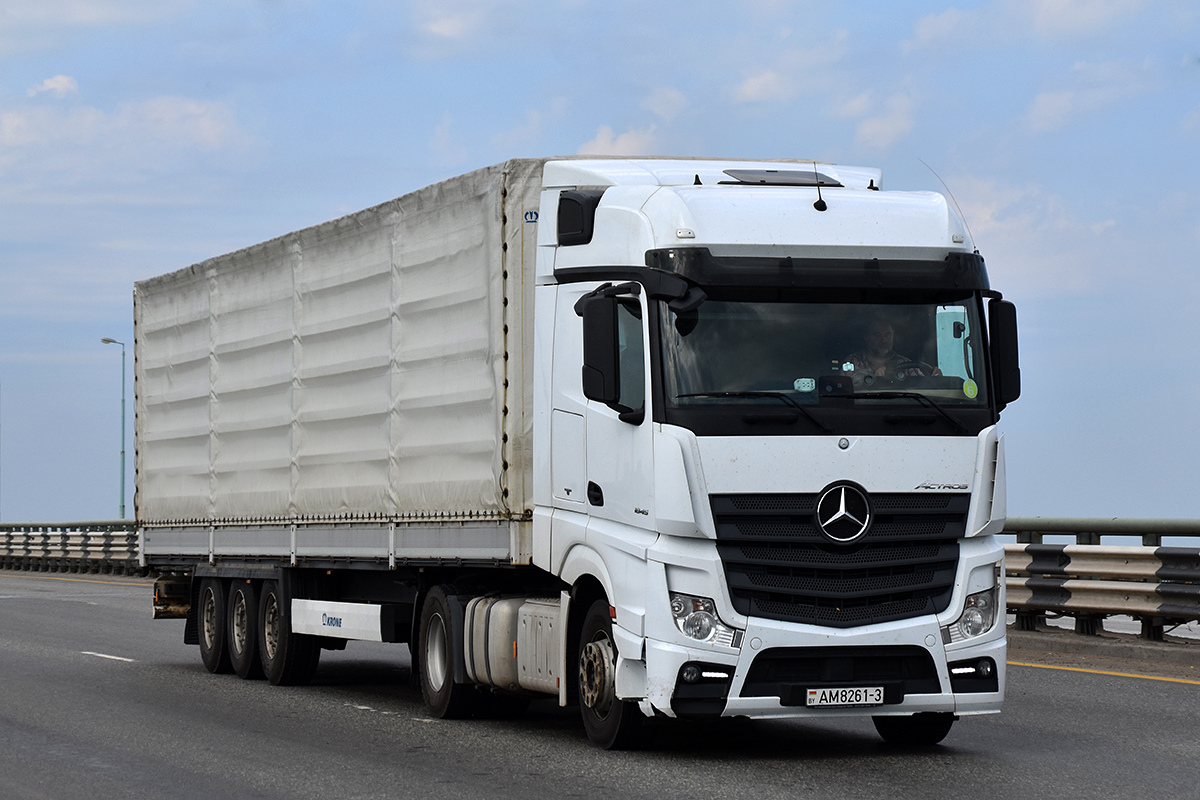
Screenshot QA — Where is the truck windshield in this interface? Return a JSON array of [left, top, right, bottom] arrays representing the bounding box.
[[658, 292, 992, 435]]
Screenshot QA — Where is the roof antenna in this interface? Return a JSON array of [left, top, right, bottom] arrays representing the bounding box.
[[694, 174, 702, 185], [919, 158, 975, 252], [812, 162, 827, 212]]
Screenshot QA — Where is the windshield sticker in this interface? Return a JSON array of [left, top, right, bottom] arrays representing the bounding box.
[[962, 379, 979, 399], [794, 378, 816, 393]]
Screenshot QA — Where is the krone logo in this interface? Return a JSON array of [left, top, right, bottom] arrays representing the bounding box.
[[815, 483, 872, 543]]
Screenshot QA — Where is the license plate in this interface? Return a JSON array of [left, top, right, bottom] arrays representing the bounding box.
[[806, 686, 885, 707]]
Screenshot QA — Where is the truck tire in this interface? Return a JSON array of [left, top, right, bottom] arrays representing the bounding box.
[[872, 712, 956, 745], [227, 580, 264, 679], [198, 578, 232, 674], [257, 580, 320, 686], [578, 599, 643, 749], [418, 585, 485, 718]]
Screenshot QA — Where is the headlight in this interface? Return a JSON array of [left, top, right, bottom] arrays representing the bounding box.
[[670, 593, 744, 649], [943, 584, 999, 643]]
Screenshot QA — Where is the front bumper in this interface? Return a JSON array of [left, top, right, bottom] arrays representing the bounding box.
[[640, 614, 1005, 719]]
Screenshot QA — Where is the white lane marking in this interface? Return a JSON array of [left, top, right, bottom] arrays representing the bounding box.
[[342, 702, 404, 718], [82, 651, 136, 663]]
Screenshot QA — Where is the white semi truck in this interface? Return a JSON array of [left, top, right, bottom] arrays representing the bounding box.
[[141, 157, 1020, 749]]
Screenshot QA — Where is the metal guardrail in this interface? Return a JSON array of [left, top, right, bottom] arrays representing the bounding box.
[[2, 516, 1198, 642], [1004, 517, 1200, 641], [0, 521, 142, 576], [1005, 516, 1200, 547]]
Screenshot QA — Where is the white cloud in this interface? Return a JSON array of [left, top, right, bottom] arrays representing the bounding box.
[[577, 125, 657, 156], [1026, 59, 1155, 132], [833, 92, 872, 120], [0, 1, 195, 53], [0, 0, 190, 26], [731, 32, 849, 105], [735, 70, 792, 103], [423, 11, 482, 40], [905, 0, 1149, 49], [0, 95, 250, 214], [406, 0, 531, 56], [904, 7, 970, 52], [0, 96, 245, 153], [1026, 0, 1148, 37], [129, 96, 243, 150], [1184, 102, 1200, 135], [27, 75, 79, 97], [430, 114, 468, 165], [1026, 91, 1076, 131], [951, 175, 1123, 296], [856, 95, 914, 150], [641, 87, 687, 122], [489, 108, 544, 152]]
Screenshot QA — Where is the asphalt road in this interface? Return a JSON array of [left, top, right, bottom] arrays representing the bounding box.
[[2, 571, 1197, 800]]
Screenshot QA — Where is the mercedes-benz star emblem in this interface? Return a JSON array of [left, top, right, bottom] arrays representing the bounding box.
[[815, 484, 872, 543]]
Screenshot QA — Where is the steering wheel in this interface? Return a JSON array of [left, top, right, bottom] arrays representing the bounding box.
[[891, 360, 923, 381]]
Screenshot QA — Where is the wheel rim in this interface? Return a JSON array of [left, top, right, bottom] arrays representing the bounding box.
[[425, 612, 448, 692], [580, 634, 616, 718], [201, 588, 218, 651], [262, 592, 279, 661], [231, 591, 247, 655]]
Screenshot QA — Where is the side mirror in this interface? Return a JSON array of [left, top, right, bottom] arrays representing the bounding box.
[[988, 298, 1020, 408], [581, 295, 620, 404]]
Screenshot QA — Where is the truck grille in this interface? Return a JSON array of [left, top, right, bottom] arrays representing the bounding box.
[[711, 493, 966, 628]]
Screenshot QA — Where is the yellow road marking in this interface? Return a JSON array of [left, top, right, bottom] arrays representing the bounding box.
[[2, 573, 146, 588], [1008, 660, 1200, 686]]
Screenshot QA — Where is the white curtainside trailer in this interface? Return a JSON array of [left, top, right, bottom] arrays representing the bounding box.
[[136, 160, 544, 564]]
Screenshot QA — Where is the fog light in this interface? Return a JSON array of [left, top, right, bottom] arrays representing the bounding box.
[[681, 665, 702, 684], [977, 659, 993, 678]]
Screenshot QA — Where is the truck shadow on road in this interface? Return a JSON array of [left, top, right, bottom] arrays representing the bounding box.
[[297, 653, 980, 761]]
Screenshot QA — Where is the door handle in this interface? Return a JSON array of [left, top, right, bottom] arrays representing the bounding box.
[[587, 481, 604, 507]]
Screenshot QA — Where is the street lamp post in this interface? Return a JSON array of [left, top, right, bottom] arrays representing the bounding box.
[[101, 338, 127, 519]]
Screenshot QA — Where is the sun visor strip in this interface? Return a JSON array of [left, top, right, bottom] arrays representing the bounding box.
[[642, 247, 990, 291]]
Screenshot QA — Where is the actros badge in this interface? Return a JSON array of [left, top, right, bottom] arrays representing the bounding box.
[[815, 483, 872, 543]]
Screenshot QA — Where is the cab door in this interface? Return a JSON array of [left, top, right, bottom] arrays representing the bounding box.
[[580, 286, 655, 531]]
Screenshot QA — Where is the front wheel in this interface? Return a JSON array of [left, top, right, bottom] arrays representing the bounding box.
[[873, 712, 956, 745], [578, 599, 643, 749]]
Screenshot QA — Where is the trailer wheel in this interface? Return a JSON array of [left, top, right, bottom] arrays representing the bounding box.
[[198, 578, 232, 674], [418, 585, 484, 718], [258, 580, 320, 686], [227, 580, 264, 679], [872, 712, 956, 745], [578, 600, 643, 749]]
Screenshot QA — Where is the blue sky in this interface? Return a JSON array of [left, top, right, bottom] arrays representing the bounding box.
[[1, 0, 1197, 522]]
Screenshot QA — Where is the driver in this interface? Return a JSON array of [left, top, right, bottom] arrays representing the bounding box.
[[844, 317, 941, 386]]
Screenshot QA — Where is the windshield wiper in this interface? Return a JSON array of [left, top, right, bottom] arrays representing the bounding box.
[[676, 391, 834, 433], [853, 391, 966, 433]]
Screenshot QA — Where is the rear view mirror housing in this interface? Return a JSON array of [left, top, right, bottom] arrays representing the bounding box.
[[988, 298, 1020, 409], [580, 295, 620, 405]]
